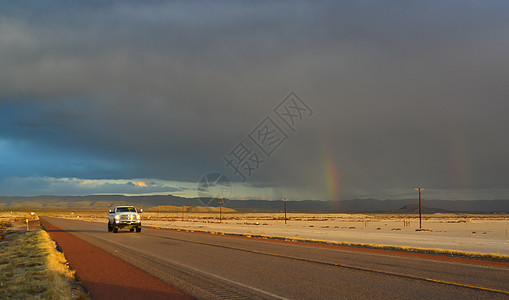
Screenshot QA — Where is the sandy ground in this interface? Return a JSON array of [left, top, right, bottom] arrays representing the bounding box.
[[6, 211, 509, 256], [143, 213, 509, 256]]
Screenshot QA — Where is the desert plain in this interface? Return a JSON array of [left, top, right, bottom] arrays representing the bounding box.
[[8, 209, 507, 258]]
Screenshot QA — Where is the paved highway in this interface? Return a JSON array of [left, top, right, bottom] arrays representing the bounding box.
[[43, 217, 509, 299]]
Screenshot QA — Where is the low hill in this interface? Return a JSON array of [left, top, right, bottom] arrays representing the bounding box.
[[0, 195, 508, 213], [148, 205, 236, 213]]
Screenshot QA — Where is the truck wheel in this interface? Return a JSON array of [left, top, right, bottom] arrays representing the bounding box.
[[130, 228, 134, 232], [136, 227, 141, 233], [108, 222, 112, 232], [113, 226, 118, 233]]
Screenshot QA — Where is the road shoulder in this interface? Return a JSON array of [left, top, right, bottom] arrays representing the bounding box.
[[40, 216, 193, 300]]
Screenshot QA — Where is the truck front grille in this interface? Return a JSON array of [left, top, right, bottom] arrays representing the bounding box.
[[120, 214, 136, 221]]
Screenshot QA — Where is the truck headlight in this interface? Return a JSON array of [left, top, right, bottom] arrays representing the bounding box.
[[136, 214, 141, 220], [114, 215, 120, 220]]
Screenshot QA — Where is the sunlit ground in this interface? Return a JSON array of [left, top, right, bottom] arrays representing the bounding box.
[[25, 210, 509, 257]]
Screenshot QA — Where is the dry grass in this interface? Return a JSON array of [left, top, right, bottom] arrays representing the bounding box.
[[0, 225, 89, 300]]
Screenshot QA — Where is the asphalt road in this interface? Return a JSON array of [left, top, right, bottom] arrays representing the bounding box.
[[43, 217, 509, 300]]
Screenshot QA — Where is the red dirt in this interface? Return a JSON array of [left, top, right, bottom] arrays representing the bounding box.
[[40, 217, 194, 300]]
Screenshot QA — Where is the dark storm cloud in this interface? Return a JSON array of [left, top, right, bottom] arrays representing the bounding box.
[[1, 1, 509, 199]]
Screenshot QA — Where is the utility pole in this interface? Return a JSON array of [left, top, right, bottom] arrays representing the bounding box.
[[414, 187, 424, 229], [283, 198, 288, 224], [181, 204, 184, 222], [219, 199, 223, 223]]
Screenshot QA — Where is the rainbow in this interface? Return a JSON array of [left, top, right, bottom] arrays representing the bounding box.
[[321, 135, 341, 208]]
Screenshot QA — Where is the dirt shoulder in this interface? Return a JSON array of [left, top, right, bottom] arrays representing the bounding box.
[[39, 216, 193, 300]]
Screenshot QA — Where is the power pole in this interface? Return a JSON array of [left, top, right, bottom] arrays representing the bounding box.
[[283, 198, 288, 224], [181, 204, 184, 222], [219, 199, 223, 223], [414, 187, 424, 229]]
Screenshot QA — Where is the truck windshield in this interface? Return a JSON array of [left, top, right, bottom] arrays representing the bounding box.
[[117, 207, 136, 213]]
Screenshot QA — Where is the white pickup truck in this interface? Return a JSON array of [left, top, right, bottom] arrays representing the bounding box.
[[108, 206, 142, 233]]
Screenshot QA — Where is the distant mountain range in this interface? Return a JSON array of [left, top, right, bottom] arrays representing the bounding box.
[[390, 204, 452, 214], [0, 195, 508, 213]]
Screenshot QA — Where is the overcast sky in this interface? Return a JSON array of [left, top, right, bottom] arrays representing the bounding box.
[[1, 1, 509, 201]]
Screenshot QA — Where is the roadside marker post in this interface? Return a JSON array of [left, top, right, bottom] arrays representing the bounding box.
[[26, 219, 29, 232]]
